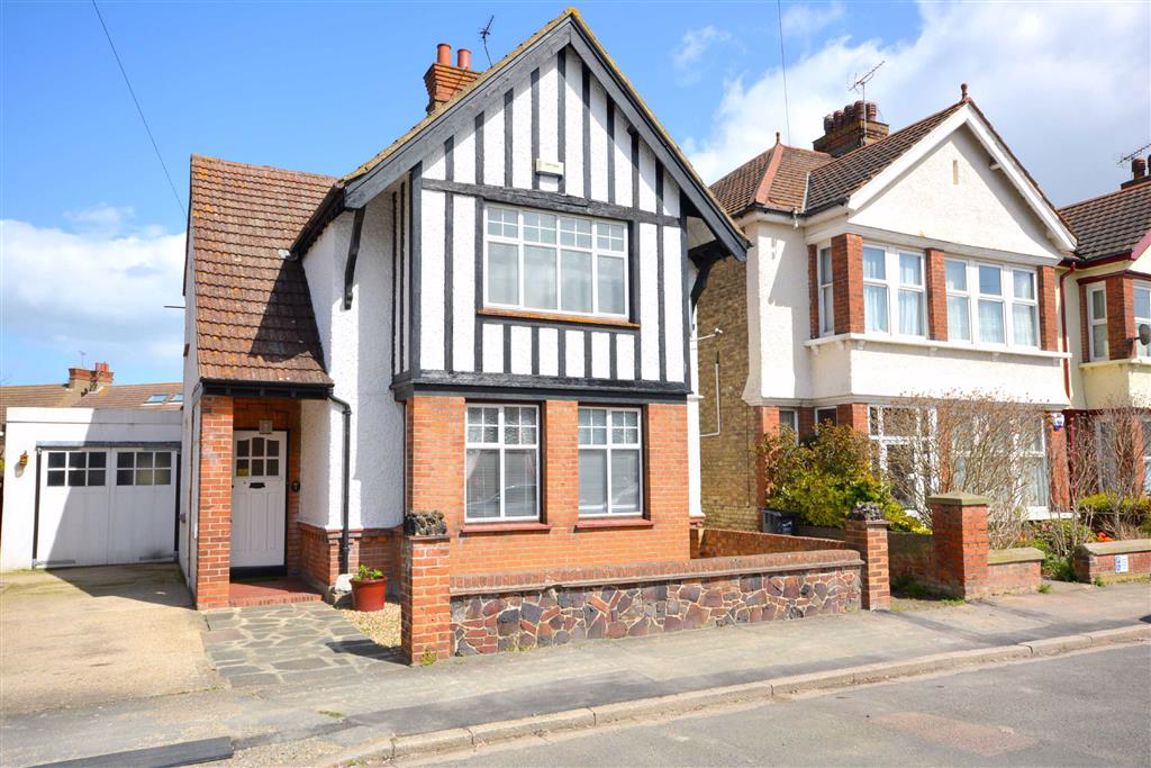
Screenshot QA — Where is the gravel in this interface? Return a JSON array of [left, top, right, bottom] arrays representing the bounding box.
[[340, 602, 402, 649]]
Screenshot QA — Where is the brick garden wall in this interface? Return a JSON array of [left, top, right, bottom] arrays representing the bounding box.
[[697, 527, 848, 557], [889, 532, 935, 584], [449, 550, 862, 655], [299, 523, 401, 592], [1073, 539, 1151, 583]]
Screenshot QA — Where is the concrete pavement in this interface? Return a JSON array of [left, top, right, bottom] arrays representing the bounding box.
[[1, 579, 1147, 767], [416, 644, 1151, 767]]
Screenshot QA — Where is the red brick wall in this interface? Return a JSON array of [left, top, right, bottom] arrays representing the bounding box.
[[808, 244, 820, 338], [195, 395, 233, 609], [405, 396, 690, 576], [925, 248, 948, 341], [1107, 274, 1134, 361], [401, 535, 452, 663], [831, 233, 864, 334], [929, 497, 990, 599], [697, 528, 848, 557], [986, 560, 1041, 594], [299, 523, 401, 590], [845, 517, 891, 610], [1047, 419, 1070, 509], [1073, 545, 1151, 583], [836, 402, 869, 432], [1037, 265, 1058, 351]]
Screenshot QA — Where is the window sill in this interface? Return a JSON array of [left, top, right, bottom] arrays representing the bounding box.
[[478, 307, 639, 329], [459, 522, 553, 535], [1079, 358, 1151, 370], [574, 517, 653, 530], [805, 333, 1070, 360]]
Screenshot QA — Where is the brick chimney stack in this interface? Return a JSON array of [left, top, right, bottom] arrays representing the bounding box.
[[1121, 155, 1151, 190], [423, 43, 479, 115], [813, 100, 890, 158], [67, 361, 114, 393]]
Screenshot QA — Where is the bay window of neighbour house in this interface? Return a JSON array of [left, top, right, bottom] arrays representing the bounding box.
[[1135, 283, 1151, 358], [485, 206, 628, 317], [578, 407, 642, 516], [869, 407, 935, 509], [465, 405, 539, 521], [945, 260, 1038, 348], [1020, 421, 1050, 511], [863, 245, 925, 336], [1088, 285, 1108, 360], [818, 247, 834, 336], [815, 407, 838, 427]]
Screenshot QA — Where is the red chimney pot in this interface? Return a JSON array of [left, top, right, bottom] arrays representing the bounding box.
[[457, 48, 472, 70], [436, 43, 452, 65], [1133, 157, 1147, 180]]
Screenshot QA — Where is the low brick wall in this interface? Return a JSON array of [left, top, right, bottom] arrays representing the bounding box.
[[299, 523, 401, 594], [1074, 539, 1151, 583], [449, 550, 862, 655], [697, 527, 848, 558], [987, 548, 1044, 594], [889, 532, 934, 584]]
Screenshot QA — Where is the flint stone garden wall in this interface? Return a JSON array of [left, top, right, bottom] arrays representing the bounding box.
[[449, 550, 862, 655]]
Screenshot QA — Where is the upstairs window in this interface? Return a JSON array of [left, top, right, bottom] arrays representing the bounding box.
[[862, 244, 925, 337], [485, 206, 628, 318], [946, 260, 1038, 348], [1135, 283, 1151, 358], [1088, 285, 1107, 360], [817, 247, 834, 336]]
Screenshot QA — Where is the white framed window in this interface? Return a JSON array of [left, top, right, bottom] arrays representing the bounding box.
[[579, 407, 643, 516], [485, 206, 628, 318], [817, 247, 834, 336], [779, 408, 799, 443], [1142, 417, 1151, 494], [465, 405, 540, 522], [945, 260, 1038, 348], [117, 451, 173, 486], [45, 451, 106, 487], [235, 436, 281, 479], [1020, 421, 1049, 510], [868, 406, 936, 510], [862, 244, 925, 337], [815, 407, 838, 427], [1088, 285, 1108, 361], [1135, 283, 1151, 358]]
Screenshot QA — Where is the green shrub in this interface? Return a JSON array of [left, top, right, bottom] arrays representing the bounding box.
[[1077, 493, 1151, 539], [761, 425, 925, 532]]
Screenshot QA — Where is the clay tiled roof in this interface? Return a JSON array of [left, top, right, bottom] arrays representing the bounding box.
[[189, 155, 333, 386], [1059, 182, 1151, 262], [805, 101, 965, 213], [710, 142, 834, 215], [0, 385, 81, 428], [81, 383, 183, 409]]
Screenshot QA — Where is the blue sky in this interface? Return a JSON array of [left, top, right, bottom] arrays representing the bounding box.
[[2, 1, 1148, 384]]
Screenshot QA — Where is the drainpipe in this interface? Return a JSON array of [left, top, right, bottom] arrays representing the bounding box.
[[329, 395, 353, 574], [1058, 262, 1077, 400]]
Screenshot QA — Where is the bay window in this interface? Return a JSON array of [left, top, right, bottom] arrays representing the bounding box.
[[1135, 283, 1151, 358], [862, 244, 925, 337], [578, 407, 642, 516], [946, 260, 1039, 348], [1088, 285, 1107, 360], [1020, 421, 1050, 510], [485, 206, 628, 318], [465, 405, 539, 521]]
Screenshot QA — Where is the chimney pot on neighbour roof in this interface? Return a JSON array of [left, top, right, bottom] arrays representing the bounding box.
[[457, 48, 472, 70], [1133, 157, 1147, 180], [67, 362, 113, 393], [424, 42, 481, 115], [814, 100, 890, 158], [436, 43, 452, 65]]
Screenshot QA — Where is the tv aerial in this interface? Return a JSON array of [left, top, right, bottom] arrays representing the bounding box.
[[480, 16, 495, 68]]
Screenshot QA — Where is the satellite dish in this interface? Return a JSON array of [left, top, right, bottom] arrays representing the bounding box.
[[1139, 323, 1151, 347]]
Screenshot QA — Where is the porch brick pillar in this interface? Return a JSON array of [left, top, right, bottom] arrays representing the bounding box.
[[196, 395, 233, 609], [845, 514, 891, 610], [929, 493, 991, 599], [400, 534, 452, 664]]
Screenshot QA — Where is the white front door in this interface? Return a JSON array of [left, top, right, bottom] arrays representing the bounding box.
[[231, 431, 287, 569]]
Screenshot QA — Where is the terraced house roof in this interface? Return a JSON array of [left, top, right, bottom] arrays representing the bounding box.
[[188, 155, 333, 386], [1059, 182, 1151, 262]]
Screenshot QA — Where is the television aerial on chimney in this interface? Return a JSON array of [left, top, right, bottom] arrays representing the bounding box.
[[849, 60, 886, 129], [1117, 141, 1151, 166], [479, 15, 495, 67]]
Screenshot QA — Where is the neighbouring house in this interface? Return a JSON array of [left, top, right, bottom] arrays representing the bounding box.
[[180, 9, 748, 612], [697, 89, 1078, 531], [0, 364, 183, 569], [1059, 156, 1151, 491]]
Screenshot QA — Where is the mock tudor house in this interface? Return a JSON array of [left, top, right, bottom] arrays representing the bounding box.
[[180, 10, 746, 612], [697, 90, 1078, 531], [1059, 157, 1151, 489]]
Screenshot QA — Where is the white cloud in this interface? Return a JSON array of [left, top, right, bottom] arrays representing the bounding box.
[[0, 208, 185, 374], [684, 1, 1150, 205], [672, 25, 732, 85], [781, 2, 846, 39]]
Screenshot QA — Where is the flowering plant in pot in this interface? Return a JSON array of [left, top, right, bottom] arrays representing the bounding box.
[[350, 564, 388, 612]]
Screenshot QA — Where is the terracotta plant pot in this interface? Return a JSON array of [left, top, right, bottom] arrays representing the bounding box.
[[350, 577, 388, 612]]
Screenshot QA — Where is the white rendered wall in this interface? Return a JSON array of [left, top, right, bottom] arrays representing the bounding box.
[[851, 127, 1062, 262], [1, 408, 182, 571]]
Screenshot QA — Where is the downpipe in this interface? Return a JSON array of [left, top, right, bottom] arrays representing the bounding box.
[[328, 394, 353, 574]]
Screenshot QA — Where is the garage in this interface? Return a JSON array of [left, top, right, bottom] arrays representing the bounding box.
[[1, 408, 183, 571]]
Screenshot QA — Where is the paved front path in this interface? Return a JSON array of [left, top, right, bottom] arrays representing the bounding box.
[[202, 604, 403, 689]]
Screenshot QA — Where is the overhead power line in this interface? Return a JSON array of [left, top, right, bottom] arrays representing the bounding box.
[[775, 0, 791, 145], [91, 0, 185, 218]]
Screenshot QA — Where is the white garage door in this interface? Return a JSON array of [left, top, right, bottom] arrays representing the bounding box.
[[35, 447, 179, 568]]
